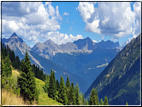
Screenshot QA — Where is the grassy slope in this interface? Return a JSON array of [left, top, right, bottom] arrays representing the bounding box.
[[12, 69, 62, 105]]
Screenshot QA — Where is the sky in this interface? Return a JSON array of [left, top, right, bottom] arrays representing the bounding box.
[[2, 1, 141, 47]]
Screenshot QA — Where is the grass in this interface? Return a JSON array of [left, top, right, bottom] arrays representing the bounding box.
[[35, 78, 62, 105], [2, 89, 26, 105], [2, 69, 62, 105]]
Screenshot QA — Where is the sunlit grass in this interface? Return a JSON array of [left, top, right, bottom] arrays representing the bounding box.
[[5, 69, 63, 105], [2, 89, 26, 105]]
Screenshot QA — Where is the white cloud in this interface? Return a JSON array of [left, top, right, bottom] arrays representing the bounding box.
[[77, 2, 141, 39], [63, 12, 69, 16], [2, 2, 61, 43], [42, 31, 83, 45]]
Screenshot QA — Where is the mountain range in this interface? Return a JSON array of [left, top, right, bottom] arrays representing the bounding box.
[[85, 34, 140, 105], [2, 32, 120, 93]]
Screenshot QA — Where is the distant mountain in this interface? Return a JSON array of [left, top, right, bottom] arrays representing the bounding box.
[[73, 37, 95, 50], [32, 37, 95, 59], [85, 35, 140, 105], [2, 32, 120, 93], [2, 33, 87, 91], [32, 36, 120, 93]]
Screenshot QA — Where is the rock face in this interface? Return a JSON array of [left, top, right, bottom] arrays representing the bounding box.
[[85, 35, 140, 105], [32, 36, 119, 59]]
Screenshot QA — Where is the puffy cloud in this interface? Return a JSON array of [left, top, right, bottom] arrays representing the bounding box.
[[41, 31, 83, 45], [2, 2, 61, 43], [77, 2, 141, 38]]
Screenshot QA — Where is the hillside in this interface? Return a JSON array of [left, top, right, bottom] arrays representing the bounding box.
[[2, 69, 62, 105], [85, 35, 140, 105]]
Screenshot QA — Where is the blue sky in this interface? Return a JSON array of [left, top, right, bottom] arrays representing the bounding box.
[[2, 2, 141, 47]]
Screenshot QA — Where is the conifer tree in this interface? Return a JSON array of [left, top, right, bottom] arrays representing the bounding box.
[[56, 79, 60, 91], [85, 100, 89, 105], [43, 74, 50, 93], [89, 88, 96, 105], [94, 88, 99, 105], [4, 55, 12, 77], [66, 76, 70, 88], [89, 88, 99, 105], [48, 69, 56, 100], [82, 94, 85, 105], [100, 98, 104, 105], [66, 76, 70, 104], [68, 82, 76, 105], [18, 52, 38, 104], [104, 96, 108, 105], [74, 84, 80, 105], [58, 76, 67, 105]]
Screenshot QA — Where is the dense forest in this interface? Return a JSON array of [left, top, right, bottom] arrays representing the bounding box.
[[1, 44, 108, 105]]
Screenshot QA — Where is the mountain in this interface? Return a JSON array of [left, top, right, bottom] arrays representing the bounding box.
[[2, 32, 120, 93], [32, 37, 94, 59], [73, 37, 95, 50], [32, 36, 120, 93], [85, 35, 140, 105], [2, 33, 87, 91], [51, 38, 120, 92]]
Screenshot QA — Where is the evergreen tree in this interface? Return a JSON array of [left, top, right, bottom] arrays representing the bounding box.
[[100, 98, 104, 105], [104, 96, 108, 105], [74, 84, 80, 105], [94, 88, 99, 105], [43, 74, 50, 93], [82, 94, 85, 105], [1, 59, 7, 88], [68, 82, 76, 105], [85, 100, 88, 105], [4, 55, 12, 77], [48, 69, 56, 100], [56, 79, 60, 91], [58, 76, 67, 105], [66, 76, 70, 88], [66, 76, 70, 104], [126, 101, 128, 105], [89, 88, 99, 105], [18, 52, 38, 104], [89, 88, 96, 105]]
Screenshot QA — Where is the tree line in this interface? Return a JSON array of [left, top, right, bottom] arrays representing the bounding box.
[[43, 70, 109, 105]]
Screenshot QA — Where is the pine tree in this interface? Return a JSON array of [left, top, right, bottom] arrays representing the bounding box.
[[100, 98, 104, 105], [74, 84, 80, 105], [104, 96, 108, 105], [56, 79, 60, 91], [18, 52, 38, 104], [58, 76, 67, 105], [85, 100, 88, 105], [1, 59, 7, 88], [4, 55, 12, 77], [43, 74, 50, 93], [82, 94, 85, 105], [68, 82, 76, 105], [94, 88, 99, 105], [66, 76, 70, 104], [48, 69, 56, 100], [89, 88, 96, 105], [126, 101, 128, 105], [66, 76, 70, 88], [89, 88, 99, 105]]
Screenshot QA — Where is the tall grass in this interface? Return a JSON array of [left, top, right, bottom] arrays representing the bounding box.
[[2, 89, 25, 105]]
